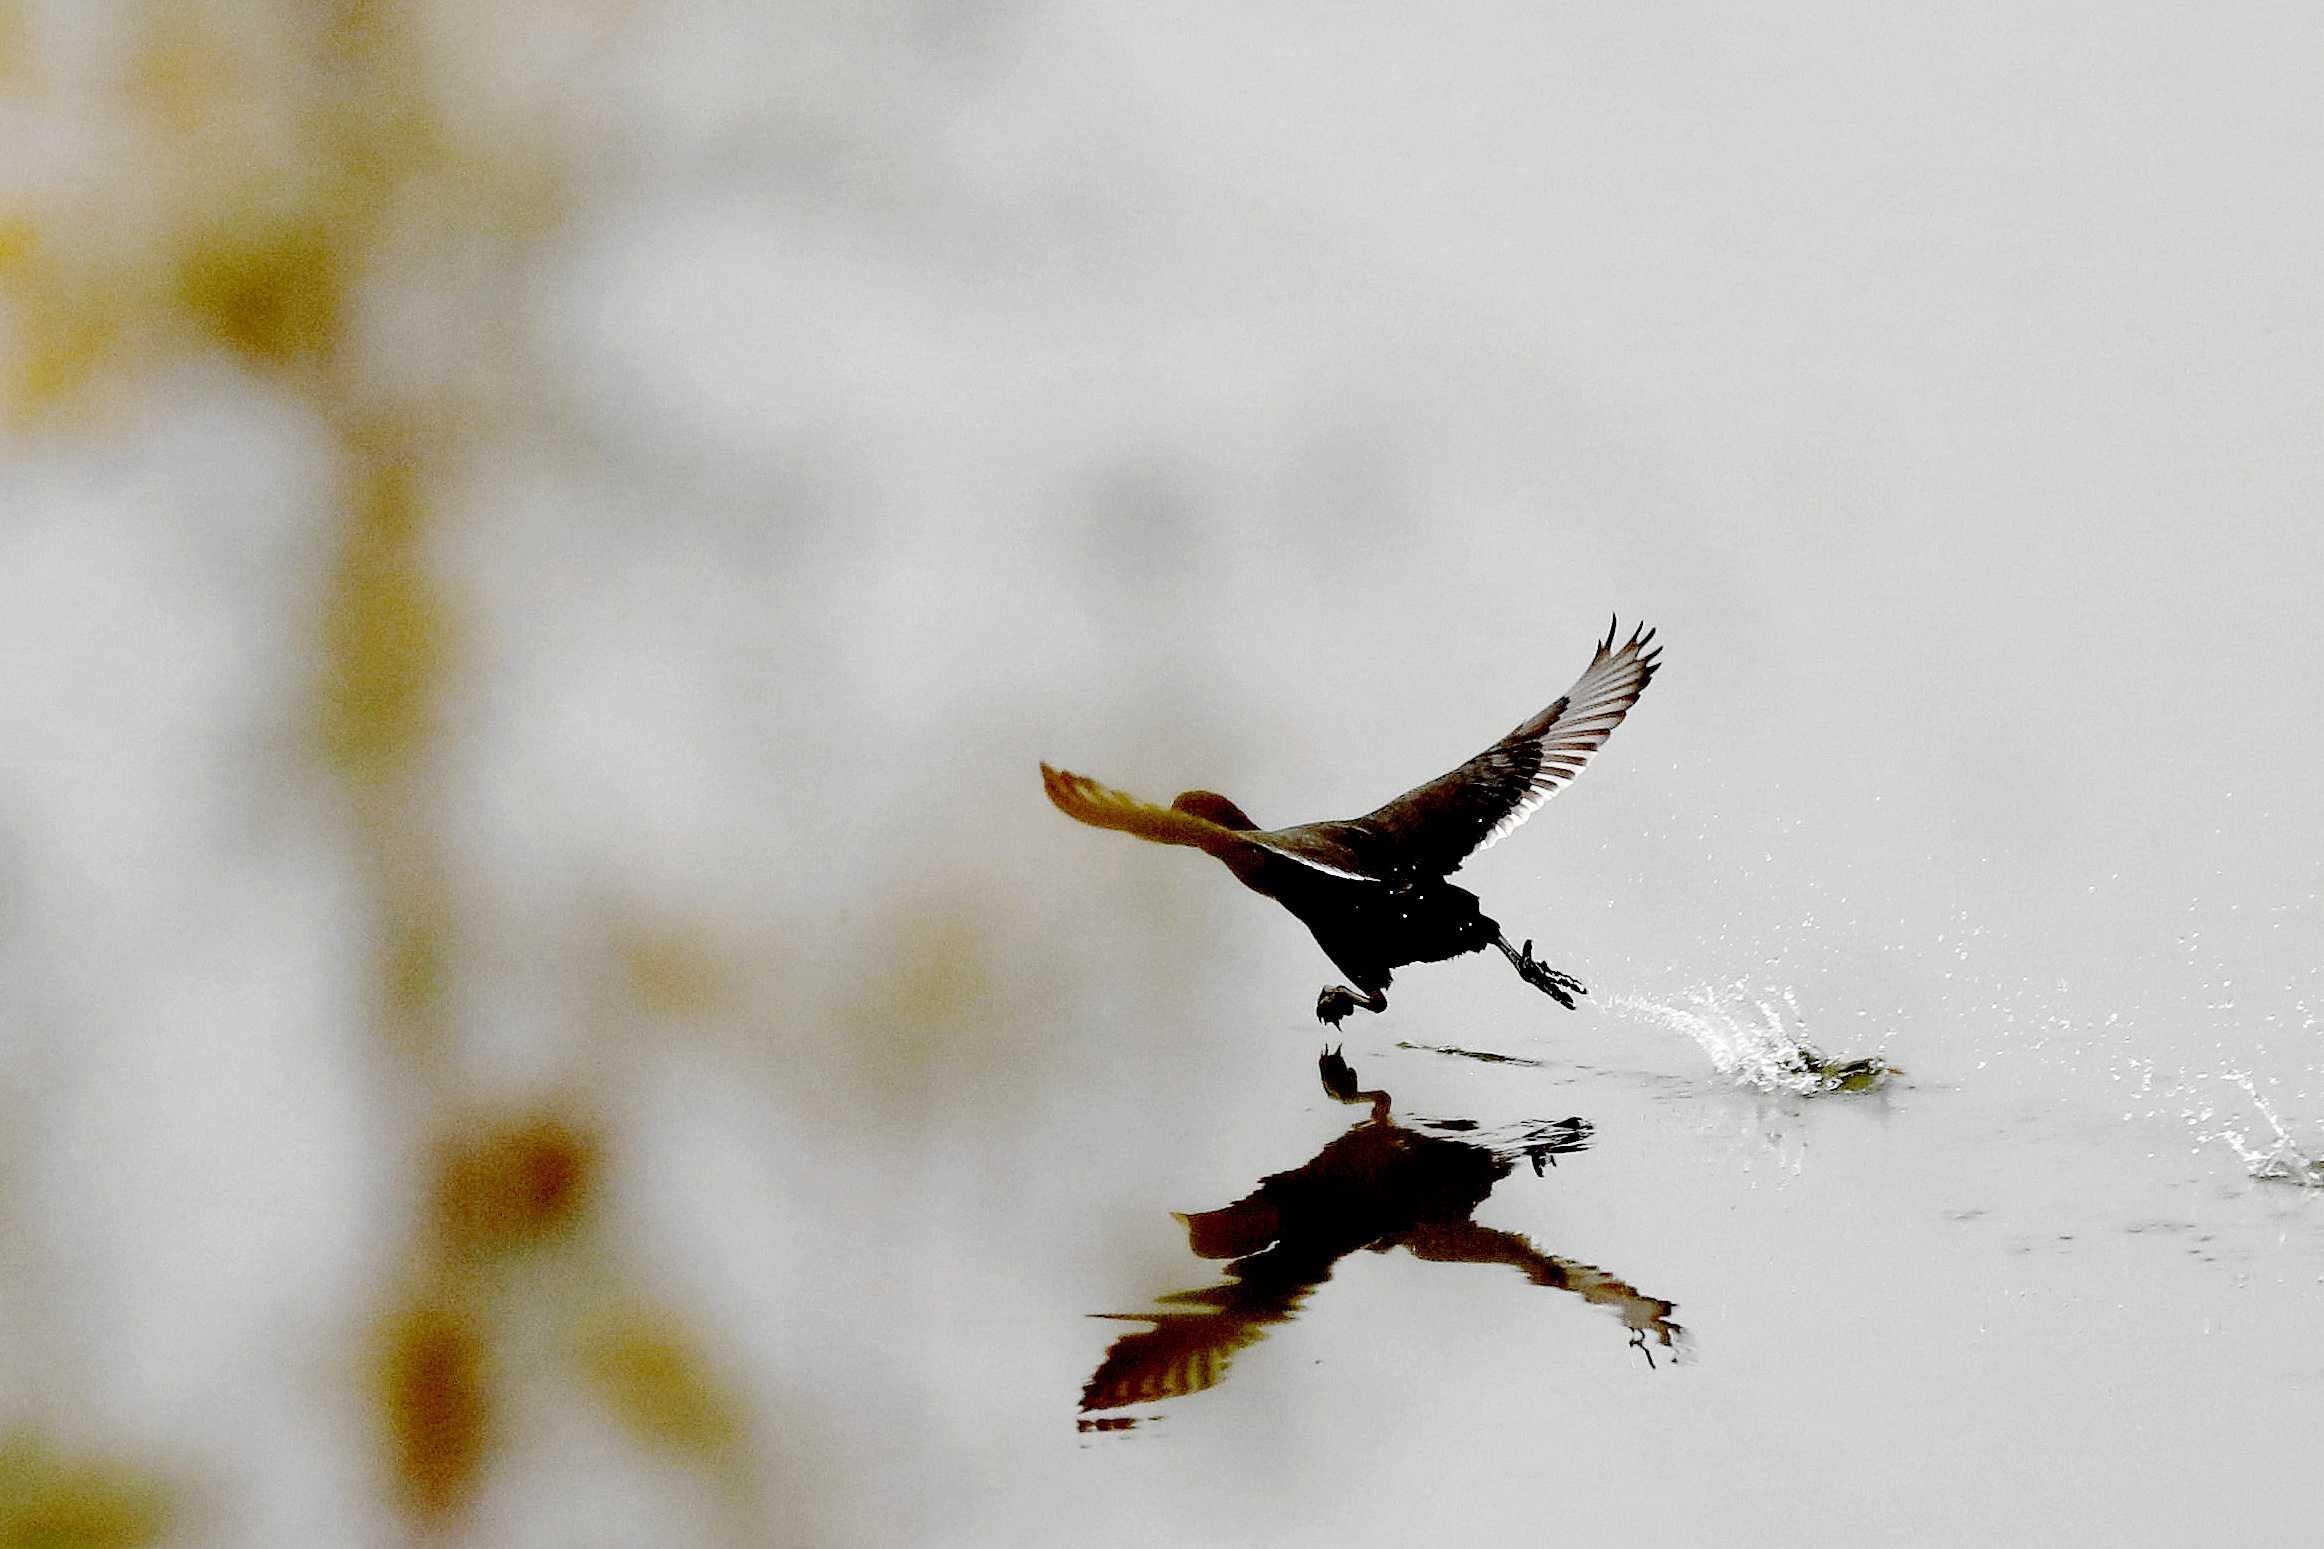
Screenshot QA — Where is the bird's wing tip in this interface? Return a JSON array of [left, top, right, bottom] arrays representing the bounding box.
[[1593, 614, 1662, 664]]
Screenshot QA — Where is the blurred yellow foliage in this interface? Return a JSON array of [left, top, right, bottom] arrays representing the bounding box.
[[579, 1307, 744, 1463], [1, 0, 782, 1535], [0, 1431, 170, 1549], [381, 912, 448, 1020], [317, 456, 455, 780], [0, 234, 136, 423], [852, 906, 998, 1033], [0, 213, 33, 271], [834, 901, 1005, 1107], [0, 2, 23, 84], [172, 213, 345, 369], [622, 921, 745, 1017], [127, 21, 246, 142]]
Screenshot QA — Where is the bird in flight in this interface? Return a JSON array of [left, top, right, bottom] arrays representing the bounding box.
[[1042, 616, 1662, 1026]]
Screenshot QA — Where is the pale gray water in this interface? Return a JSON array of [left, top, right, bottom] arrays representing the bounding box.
[[1011, 1025, 2324, 1546], [1, 2, 2319, 1544], [859, 880, 2324, 1546]]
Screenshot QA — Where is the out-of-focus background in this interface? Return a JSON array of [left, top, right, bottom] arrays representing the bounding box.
[[2, 2, 2320, 1545]]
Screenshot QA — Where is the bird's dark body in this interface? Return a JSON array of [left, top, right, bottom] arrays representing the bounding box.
[[1226, 844, 1496, 996], [1041, 618, 1662, 1024]]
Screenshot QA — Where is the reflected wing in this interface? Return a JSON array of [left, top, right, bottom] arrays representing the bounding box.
[[1400, 1222, 1682, 1351], [1041, 764, 1372, 879], [1078, 1306, 1284, 1414], [1542, 1255, 1683, 1350], [1354, 617, 1661, 873]]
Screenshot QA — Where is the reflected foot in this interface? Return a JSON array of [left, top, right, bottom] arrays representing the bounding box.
[[1501, 938, 1585, 1009], [1318, 1045, 1358, 1100]]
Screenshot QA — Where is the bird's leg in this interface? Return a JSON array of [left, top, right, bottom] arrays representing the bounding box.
[[1315, 985, 1389, 1027], [1494, 935, 1586, 1009]]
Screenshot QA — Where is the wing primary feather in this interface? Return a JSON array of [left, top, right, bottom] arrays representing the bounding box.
[[1349, 618, 1663, 871]]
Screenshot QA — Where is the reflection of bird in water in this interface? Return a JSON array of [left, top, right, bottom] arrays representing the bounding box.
[[1043, 618, 1661, 1025], [1079, 1048, 1681, 1426]]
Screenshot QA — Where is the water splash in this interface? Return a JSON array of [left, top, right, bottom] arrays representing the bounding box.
[[2202, 1075, 2324, 1188], [1613, 981, 1895, 1096]]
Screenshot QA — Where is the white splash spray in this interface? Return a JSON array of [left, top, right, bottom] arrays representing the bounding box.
[[2198, 1073, 2324, 1187], [1611, 980, 1896, 1096]]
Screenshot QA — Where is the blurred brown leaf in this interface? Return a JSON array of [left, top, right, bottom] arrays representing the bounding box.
[[432, 1112, 601, 1256], [375, 1293, 492, 1526], [578, 1306, 743, 1463]]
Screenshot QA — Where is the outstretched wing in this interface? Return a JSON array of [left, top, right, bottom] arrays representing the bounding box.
[[1399, 1222, 1683, 1354], [1041, 764, 1373, 879], [1353, 617, 1661, 874], [1078, 1305, 1285, 1414]]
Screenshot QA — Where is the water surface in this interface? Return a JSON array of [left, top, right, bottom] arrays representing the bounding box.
[[890, 961, 2323, 1547]]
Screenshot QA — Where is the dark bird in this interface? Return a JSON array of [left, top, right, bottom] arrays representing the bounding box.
[[1042, 617, 1662, 1026], [1078, 1046, 1679, 1425]]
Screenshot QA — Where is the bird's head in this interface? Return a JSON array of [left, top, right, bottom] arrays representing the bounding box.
[[1170, 790, 1257, 830]]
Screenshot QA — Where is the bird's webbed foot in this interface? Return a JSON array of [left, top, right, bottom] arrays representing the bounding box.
[[1501, 938, 1586, 1010], [1315, 985, 1387, 1026]]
